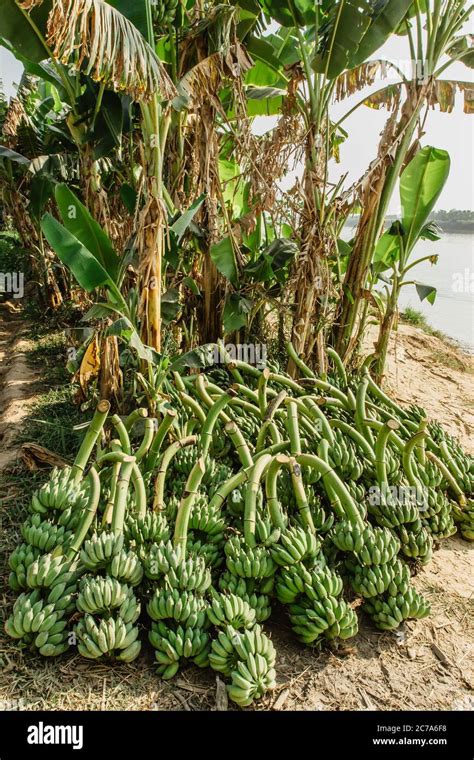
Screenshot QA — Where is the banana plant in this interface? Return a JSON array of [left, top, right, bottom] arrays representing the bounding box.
[[333, 0, 473, 362], [370, 146, 451, 380]]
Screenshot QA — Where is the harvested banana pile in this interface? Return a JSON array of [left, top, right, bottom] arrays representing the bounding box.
[[5, 346, 473, 707]]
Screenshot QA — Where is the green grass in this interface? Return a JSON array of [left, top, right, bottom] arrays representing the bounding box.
[[401, 307, 447, 341]]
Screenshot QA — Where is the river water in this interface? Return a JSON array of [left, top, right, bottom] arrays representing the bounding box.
[[342, 231, 474, 351]]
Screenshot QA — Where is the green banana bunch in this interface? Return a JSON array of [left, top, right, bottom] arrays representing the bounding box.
[[218, 571, 272, 623], [21, 514, 72, 553], [189, 497, 226, 536], [225, 536, 276, 579], [422, 510, 456, 539], [331, 521, 400, 565], [145, 541, 211, 591], [355, 527, 400, 566], [270, 525, 320, 567], [368, 491, 419, 529], [80, 531, 124, 570], [147, 587, 208, 626], [209, 624, 276, 707], [143, 540, 181, 579], [289, 596, 358, 644], [331, 520, 366, 554], [8, 543, 42, 590], [107, 549, 143, 586], [413, 459, 443, 489], [345, 482, 367, 516], [75, 613, 141, 662], [276, 561, 343, 605], [25, 552, 79, 593], [421, 488, 450, 519], [396, 521, 433, 564], [207, 591, 256, 630], [364, 586, 430, 630], [452, 499, 474, 541], [149, 621, 210, 679], [30, 467, 89, 515], [153, 0, 180, 27], [329, 432, 365, 481], [292, 491, 334, 533], [5, 589, 69, 656], [348, 558, 409, 599], [256, 518, 283, 546], [124, 513, 170, 547], [77, 576, 132, 614]]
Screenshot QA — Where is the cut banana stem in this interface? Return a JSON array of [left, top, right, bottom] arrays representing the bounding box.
[[225, 421, 253, 468], [228, 382, 261, 406], [285, 341, 315, 378], [208, 469, 250, 511], [258, 368, 270, 417], [134, 418, 155, 462], [414, 419, 428, 466], [264, 390, 288, 421], [296, 452, 364, 528], [355, 370, 375, 448], [256, 420, 281, 452], [131, 463, 147, 518], [402, 431, 427, 491], [265, 455, 290, 530], [288, 457, 315, 531], [299, 397, 334, 444], [327, 346, 347, 388], [244, 455, 273, 547], [110, 414, 132, 455], [298, 378, 350, 408], [71, 400, 110, 485], [365, 402, 413, 440], [268, 372, 303, 395], [364, 418, 405, 454], [179, 392, 206, 425], [200, 392, 235, 459], [102, 440, 122, 526], [439, 440, 465, 483], [174, 458, 206, 557], [225, 361, 245, 385], [366, 374, 409, 420], [153, 436, 197, 511], [329, 419, 375, 461], [317, 440, 345, 520], [145, 410, 177, 472], [172, 371, 186, 392], [67, 467, 101, 559], [124, 407, 148, 432], [426, 451, 466, 507], [285, 399, 301, 456], [111, 457, 135, 535], [375, 420, 400, 487]]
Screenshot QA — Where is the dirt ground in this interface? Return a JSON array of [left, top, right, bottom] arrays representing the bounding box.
[[0, 314, 472, 711]]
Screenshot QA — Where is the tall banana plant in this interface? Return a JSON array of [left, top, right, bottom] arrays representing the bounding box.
[[332, 0, 473, 364], [252, 0, 416, 373], [370, 145, 450, 380]]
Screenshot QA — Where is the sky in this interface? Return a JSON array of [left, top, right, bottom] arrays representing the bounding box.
[[1, 23, 473, 213]]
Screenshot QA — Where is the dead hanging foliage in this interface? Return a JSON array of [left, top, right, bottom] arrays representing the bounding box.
[[2, 98, 25, 149], [363, 83, 404, 111], [45, 0, 176, 101], [247, 66, 305, 215], [428, 80, 474, 114], [334, 60, 401, 102], [16, 0, 45, 8]]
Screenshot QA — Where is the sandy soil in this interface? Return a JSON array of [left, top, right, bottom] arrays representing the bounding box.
[[0, 316, 472, 711]]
